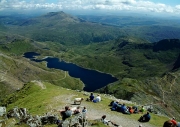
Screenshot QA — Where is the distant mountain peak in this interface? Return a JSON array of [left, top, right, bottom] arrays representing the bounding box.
[[20, 11, 85, 26], [45, 11, 66, 17], [41, 11, 80, 23]]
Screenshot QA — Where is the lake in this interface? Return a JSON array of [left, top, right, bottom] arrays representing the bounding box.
[[23, 52, 118, 92]]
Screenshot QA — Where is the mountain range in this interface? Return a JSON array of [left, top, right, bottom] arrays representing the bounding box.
[[0, 11, 180, 124]]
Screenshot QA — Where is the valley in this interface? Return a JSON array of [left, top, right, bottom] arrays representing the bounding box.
[[0, 11, 180, 126]]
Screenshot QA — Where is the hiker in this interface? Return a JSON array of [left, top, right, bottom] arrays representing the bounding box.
[[116, 103, 122, 112], [93, 94, 101, 103], [101, 115, 111, 125], [138, 111, 151, 122], [163, 120, 177, 127], [132, 106, 139, 113], [101, 115, 119, 126], [82, 106, 87, 113], [82, 106, 87, 119], [170, 117, 177, 126], [139, 106, 145, 113], [73, 106, 81, 114], [109, 100, 115, 106], [111, 101, 122, 112], [59, 106, 72, 120], [120, 103, 130, 114], [128, 106, 134, 114], [111, 101, 119, 111], [89, 93, 94, 101]]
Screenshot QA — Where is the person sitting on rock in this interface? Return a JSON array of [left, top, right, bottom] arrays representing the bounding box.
[[73, 106, 81, 114], [138, 111, 151, 122], [59, 106, 72, 120]]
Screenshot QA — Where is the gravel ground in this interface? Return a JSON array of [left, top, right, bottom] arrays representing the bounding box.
[[83, 103, 155, 127], [51, 92, 156, 127]]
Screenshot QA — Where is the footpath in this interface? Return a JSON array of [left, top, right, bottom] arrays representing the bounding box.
[[52, 92, 156, 127]]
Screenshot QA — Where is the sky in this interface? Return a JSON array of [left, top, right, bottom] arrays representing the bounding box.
[[0, 0, 180, 17]]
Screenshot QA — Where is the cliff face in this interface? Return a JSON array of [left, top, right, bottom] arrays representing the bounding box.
[[173, 54, 180, 70], [153, 39, 180, 52]]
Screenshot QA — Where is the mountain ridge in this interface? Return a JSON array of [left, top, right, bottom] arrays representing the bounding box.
[[0, 11, 180, 124], [1, 11, 124, 45]]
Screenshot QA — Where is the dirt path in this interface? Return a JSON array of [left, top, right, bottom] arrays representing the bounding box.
[[159, 74, 176, 104], [50, 93, 155, 127]]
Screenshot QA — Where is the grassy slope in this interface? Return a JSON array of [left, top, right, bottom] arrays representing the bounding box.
[[1, 13, 180, 125], [56, 37, 179, 80], [0, 34, 84, 102], [5, 12, 123, 45], [78, 15, 180, 42], [1, 32, 179, 120], [42, 37, 180, 120], [2, 82, 168, 127]]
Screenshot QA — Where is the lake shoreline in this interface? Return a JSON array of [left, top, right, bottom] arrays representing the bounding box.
[[23, 52, 118, 92]]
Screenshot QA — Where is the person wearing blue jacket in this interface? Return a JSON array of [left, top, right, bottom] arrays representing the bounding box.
[[120, 103, 130, 114], [138, 112, 151, 122]]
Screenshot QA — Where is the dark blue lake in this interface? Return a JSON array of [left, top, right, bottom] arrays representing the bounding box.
[[23, 52, 118, 92]]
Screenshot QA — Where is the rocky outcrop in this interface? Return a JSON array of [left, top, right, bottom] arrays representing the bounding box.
[[7, 107, 58, 127], [61, 113, 88, 127], [0, 107, 6, 117], [6, 107, 88, 127]]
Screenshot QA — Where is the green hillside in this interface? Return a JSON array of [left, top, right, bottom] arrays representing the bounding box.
[[78, 15, 180, 42], [0, 30, 180, 121], [0, 33, 84, 102], [48, 37, 180, 119], [0, 11, 180, 125], [5, 11, 123, 45], [1, 81, 168, 127], [62, 37, 180, 79]]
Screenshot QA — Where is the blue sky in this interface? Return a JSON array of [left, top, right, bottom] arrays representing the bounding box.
[[0, 0, 180, 16], [149, 0, 179, 6]]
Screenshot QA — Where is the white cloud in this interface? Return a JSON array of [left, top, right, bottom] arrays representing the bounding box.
[[175, 5, 180, 10], [0, 0, 180, 15]]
